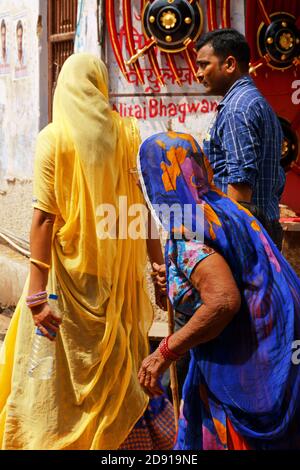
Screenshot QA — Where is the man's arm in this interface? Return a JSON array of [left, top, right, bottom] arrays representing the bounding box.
[[146, 211, 167, 310], [223, 111, 260, 201], [146, 211, 164, 266], [227, 182, 252, 202]]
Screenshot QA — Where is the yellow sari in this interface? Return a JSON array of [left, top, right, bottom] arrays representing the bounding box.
[[0, 54, 153, 449]]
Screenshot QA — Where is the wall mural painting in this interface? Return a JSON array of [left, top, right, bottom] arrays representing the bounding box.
[[0, 13, 11, 76]]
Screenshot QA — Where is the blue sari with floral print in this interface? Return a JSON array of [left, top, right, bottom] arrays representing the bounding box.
[[138, 131, 300, 450]]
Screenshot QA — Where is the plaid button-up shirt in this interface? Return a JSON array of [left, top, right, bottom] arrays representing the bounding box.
[[203, 76, 285, 221]]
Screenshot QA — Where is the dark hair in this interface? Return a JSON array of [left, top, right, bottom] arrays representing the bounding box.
[[196, 29, 251, 72], [1, 19, 6, 30], [16, 20, 23, 32]]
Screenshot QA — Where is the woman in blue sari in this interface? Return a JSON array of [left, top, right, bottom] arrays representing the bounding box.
[[137, 131, 300, 450]]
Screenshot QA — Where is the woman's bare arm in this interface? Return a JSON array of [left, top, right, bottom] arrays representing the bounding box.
[[28, 208, 55, 295], [28, 208, 61, 339], [167, 252, 241, 354], [138, 252, 241, 395]]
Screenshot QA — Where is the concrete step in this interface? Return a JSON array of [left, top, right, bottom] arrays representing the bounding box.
[[148, 321, 168, 340], [0, 243, 28, 307], [0, 309, 13, 346]]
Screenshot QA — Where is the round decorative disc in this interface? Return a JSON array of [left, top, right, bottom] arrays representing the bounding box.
[[278, 117, 299, 170], [143, 0, 203, 53], [257, 12, 300, 70]]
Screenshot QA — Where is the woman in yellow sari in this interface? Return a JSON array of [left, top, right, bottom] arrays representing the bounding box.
[[0, 53, 175, 450]]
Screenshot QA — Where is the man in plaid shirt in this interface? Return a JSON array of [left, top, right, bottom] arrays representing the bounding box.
[[196, 29, 285, 250]]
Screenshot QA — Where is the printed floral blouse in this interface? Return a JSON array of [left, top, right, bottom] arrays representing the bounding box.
[[166, 239, 215, 316]]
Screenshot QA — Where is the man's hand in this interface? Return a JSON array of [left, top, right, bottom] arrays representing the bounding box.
[[151, 262, 167, 310], [152, 263, 167, 293]]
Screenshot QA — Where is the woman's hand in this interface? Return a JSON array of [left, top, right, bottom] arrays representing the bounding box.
[[30, 302, 62, 341], [138, 349, 172, 397]]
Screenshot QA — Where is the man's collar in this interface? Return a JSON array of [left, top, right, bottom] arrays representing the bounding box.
[[217, 75, 253, 111]]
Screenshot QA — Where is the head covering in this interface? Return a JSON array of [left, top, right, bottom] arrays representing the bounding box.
[[138, 131, 215, 240], [139, 131, 300, 444], [0, 54, 153, 450]]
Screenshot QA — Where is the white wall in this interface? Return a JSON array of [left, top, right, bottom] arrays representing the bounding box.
[[75, 0, 102, 57], [0, 0, 48, 239], [0, 0, 42, 180]]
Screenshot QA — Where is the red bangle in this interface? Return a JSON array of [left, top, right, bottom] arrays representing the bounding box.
[[158, 335, 182, 361]]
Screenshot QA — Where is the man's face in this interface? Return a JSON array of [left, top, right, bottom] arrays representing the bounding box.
[[196, 44, 230, 96], [17, 27, 23, 56], [1, 26, 6, 54]]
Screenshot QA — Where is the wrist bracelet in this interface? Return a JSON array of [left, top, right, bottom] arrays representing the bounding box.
[[26, 290, 47, 300], [26, 290, 48, 309], [158, 335, 182, 362], [26, 299, 48, 309], [30, 258, 51, 270]]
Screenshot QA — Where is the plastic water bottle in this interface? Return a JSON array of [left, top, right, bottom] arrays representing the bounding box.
[[28, 293, 60, 380]]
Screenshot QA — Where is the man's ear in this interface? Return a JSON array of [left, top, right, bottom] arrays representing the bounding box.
[[225, 56, 237, 74]]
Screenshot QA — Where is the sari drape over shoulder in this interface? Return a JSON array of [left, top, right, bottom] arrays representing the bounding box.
[[0, 54, 153, 450]]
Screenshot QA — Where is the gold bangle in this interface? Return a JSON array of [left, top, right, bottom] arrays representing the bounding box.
[[30, 257, 51, 270]]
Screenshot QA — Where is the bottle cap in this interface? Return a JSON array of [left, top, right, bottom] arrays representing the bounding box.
[[49, 293, 58, 300], [35, 326, 56, 338]]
